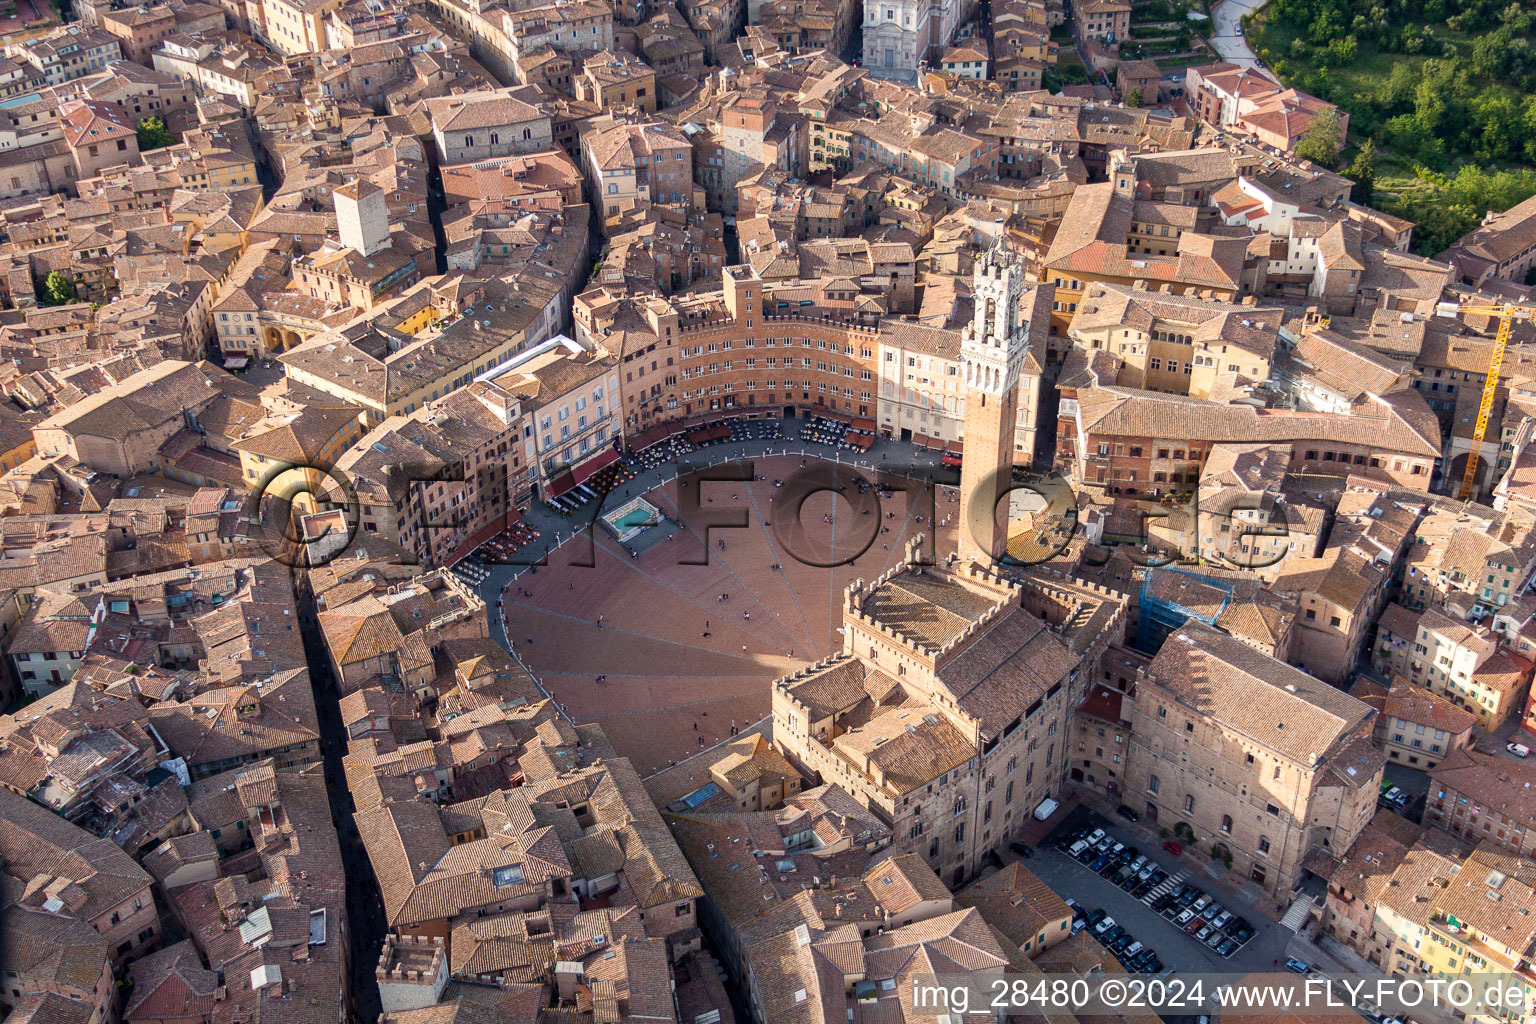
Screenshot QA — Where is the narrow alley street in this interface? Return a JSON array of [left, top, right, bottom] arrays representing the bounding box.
[[294, 570, 387, 1024]]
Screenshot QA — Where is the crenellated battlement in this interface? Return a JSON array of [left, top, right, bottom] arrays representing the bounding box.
[[935, 598, 1010, 659], [375, 934, 445, 984], [843, 602, 936, 657], [773, 653, 849, 698]]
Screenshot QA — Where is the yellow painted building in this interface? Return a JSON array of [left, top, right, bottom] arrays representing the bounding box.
[[1416, 845, 1536, 1024], [259, 0, 340, 54]]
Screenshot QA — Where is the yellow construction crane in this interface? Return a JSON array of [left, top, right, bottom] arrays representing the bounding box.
[[1434, 300, 1536, 501]]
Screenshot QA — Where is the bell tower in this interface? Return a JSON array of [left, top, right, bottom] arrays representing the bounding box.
[[959, 240, 1029, 567]]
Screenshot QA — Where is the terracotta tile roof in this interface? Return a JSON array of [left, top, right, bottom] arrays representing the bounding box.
[[1430, 841, 1536, 945], [124, 939, 217, 1021], [1374, 830, 1471, 926], [957, 858, 1073, 949], [1077, 384, 1442, 458], [1326, 811, 1422, 906], [0, 905, 108, 994], [1146, 621, 1374, 764], [864, 852, 953, 915], [147, 669, 319, 769], [0, 785, 155, 925], [1429, 746, 1536, 824], [3, 993, 96, 1024], [1383, 679, 1478, 735]]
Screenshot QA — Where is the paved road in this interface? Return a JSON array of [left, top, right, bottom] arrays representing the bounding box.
[[1035, 810, 1292, 974], [296, 578, 386, 1024], [1208, 0, 1272, 73]]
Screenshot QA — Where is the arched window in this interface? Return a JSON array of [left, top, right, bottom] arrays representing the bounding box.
[[1220, 814, 1233, 834]]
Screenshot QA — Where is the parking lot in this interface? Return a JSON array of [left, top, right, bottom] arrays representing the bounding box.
[[1034, 808, 1292, 974]]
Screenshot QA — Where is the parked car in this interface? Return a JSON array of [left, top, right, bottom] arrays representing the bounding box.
[[1163, 840, 1183, 855], [1128, 855, 1148, 874], [1194, 925, 1214, 942], [1089, 854, 1113, 872], [1191, 895, 1211, 913], [1093, 915, 1117, 935], [1011, 841, 1034, 858], [1285, 958, 1311, 975], [1177, 886, 1201, 906], [1211, 911, 1232, 930], [1072, 918, 1088, 934], [1123, 941, 1145, 960], [1086, 828, 1106, 847], [1185, 919, 1206, 936], [1119, 846, 1140, 862], [1509, 743, 1531, 758], [1201, 902, 1225, 923], [1085, 909, 1107, 928], [1205, 929, 1226, 950], [1138, 864, 1157, 882], [1069, 840, 1091, 859], [1142, 958, 1164, 974], [1216, 938, 1239, 958], [1116, 804, 1139, 822], [1226, 916, 1253, 938], [1174, 909, 1196, 927], [1102, 926, 1127, 945], [1110, 933, 1135, 954]]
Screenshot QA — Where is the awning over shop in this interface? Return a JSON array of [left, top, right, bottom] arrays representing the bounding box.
[[571, 448, 620, 486]]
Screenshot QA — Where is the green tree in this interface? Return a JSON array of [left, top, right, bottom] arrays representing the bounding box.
[[1348, 138, 1377, 205], [40, 271, 75, 306], [1325, 34, 1357, 65], [1294, 106, 1345, 165], [1126, 86, 1143, 106], [136, 116, 175, 151], [1379, 165, 1536, 255]]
